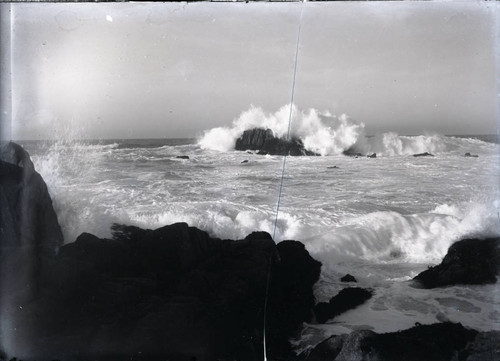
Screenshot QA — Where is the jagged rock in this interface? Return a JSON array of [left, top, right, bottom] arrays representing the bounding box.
[[463, 330, 500, 361], [305, 322, 478, 361], [175, 155, 189, 159], [465, 152, 479, 158], [367, 153, 377, 158], [413, 238, 500, 288], [235, 128, 318, 156], [267, 240, 322, 360], [6, 224, 322, 361], [413, 152, 434, 157], [340, 274, 357, 282], [314, 287, 372, 323]]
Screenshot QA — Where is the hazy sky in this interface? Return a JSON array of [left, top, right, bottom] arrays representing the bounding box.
[[3, 2, 499, 140]]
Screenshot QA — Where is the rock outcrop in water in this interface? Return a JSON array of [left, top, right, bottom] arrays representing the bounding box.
[[235, 128, 318, 156], [314, 287, 373, 323], [413, 152, 434, 157], [464, 152, 479, 158], [413, 237, 500, 288], [304, 322, 482, 361]]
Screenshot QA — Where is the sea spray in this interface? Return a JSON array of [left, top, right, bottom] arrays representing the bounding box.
[[198, 104, 365, 155], [199, 104, 497, 156]]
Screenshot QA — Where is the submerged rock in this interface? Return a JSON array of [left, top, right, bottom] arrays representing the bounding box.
[[314, 287, 372, 323], [413, 237, 500, 288], [175, 155, 189, 159], [235, 128, 318, 156], [340, 274, 357, 282], [413, 152, 434, 157], [305, 322, 478, 361]]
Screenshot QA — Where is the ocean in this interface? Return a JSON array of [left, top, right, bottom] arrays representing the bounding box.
[[18, 116, 500, 354]]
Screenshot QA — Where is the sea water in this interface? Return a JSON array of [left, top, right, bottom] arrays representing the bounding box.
[[18, 105, 500, 354]]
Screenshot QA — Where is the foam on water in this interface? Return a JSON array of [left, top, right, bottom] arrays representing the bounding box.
[[21, 123, 500, 353], [199, 104, 497, 156], [304, 200, 500, 265]]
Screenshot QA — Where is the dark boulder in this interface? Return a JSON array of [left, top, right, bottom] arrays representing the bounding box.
[[367, 153, 377, 158], [413, 152, 434, 157], [314, 287, 372, 324], [465, 152, 479, 158], [327, 165, 339, 169], [413, 238, 500, 288], [0, 142, 63, 307], [0, 141, 63, 253], [6, 224, 322, 361], [175, 155, 189, 159], [235, 128, 318, 156], [267, 240, 322, 360], [241, 159, 249, 164], [305, 322, 478, 361], [340, 274, 357, 282]]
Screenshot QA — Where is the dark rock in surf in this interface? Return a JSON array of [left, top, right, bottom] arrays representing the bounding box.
[[342, 147, 363, 157], [340, 274, 357, 282], [305, 322, 478, 361], [267, 240, 322, 360], [314, 287, 372, 324], [235, 128, 318, 156], [327, 166, 339, 169], [465, 152, 479, 158], [367, 153, 377, 158], [175, 155, 189, 159], [241, 160, 249, 164], [413, 152, 434, 157], [413, 237, 500, 288]]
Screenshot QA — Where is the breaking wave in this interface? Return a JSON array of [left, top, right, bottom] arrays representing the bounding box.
[[198, 104, 495, 156]]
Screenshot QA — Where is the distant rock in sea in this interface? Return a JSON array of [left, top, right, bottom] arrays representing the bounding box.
[[241, 159, 249, 164], [367, 153, 377, 158], [340, 274, 357, 282], [413, 237, 500, 288], [464, 152, 479, 158], [342, 147, 363, 157], [235, 128, 318, 156], [413, 152, 434, 157], [175, 155, 190, 159]]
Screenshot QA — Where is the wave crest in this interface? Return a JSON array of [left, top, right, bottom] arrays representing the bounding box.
[[199, 104, 495, 156], [198, 104, 364, 156]]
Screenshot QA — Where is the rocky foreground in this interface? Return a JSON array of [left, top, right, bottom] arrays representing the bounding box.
[[1, 141, 499, 361]]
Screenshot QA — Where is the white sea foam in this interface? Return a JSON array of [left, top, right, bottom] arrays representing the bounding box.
[[199, 104, 495, 156], [198, 104, 364, 155], [304, 200, 500, 265]]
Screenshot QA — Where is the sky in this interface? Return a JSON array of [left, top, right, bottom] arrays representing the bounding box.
[[2, 1, 499, 140]]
